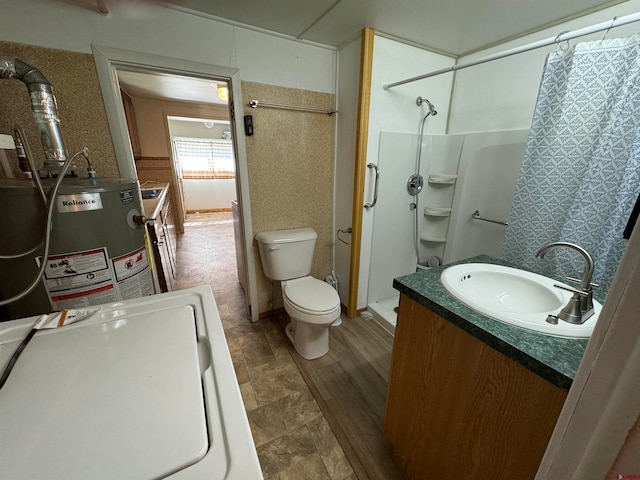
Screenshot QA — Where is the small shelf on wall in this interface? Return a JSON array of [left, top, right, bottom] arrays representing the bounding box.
[[420, 234, 447, 243], [428, 174, 457, 185], [424, 206, 452, 217]]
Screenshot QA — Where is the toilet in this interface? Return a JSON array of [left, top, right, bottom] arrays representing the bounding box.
[[255, 228, 341, 359]]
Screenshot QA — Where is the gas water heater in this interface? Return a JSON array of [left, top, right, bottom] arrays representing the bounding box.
[[0, 57, 153, 320]]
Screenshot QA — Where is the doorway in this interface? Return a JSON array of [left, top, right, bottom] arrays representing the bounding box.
[[92, 46, 259, 321], [166, 115, 243, 293]]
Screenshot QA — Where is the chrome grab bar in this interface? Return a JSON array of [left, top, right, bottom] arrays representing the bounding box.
[[364, 163, 380, 209], [472, 210, 508, 226]]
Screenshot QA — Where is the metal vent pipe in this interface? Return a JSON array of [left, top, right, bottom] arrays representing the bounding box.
[[0, 56, 68, 171]]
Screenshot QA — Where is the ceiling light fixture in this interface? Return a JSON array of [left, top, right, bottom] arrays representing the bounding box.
[[217, 84, 229, 101]]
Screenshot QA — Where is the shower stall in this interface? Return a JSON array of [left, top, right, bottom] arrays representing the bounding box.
[[365, 128, 529, 331], [366, 101, 464, 331]]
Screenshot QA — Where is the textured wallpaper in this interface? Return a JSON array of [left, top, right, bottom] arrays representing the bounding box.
[[241, 82, 336, 314], [0, 42, 118, 178]]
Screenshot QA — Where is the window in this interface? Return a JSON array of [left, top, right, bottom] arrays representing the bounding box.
[[173, 137, 235, 179]]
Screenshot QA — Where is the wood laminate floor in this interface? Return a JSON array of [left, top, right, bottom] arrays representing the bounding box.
[[282, 313, 404, 480], [174, 212, 402, 479]]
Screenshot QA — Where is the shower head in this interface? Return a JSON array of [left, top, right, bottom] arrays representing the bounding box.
[[416, 96, 437, 116]]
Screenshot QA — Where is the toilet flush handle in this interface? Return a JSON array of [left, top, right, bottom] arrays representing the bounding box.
[[269, 246, 280, 251]]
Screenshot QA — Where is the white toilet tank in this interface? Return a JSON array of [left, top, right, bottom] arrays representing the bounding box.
[[255, 228, 317, 281]]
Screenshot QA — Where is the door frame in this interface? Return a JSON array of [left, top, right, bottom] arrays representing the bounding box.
[[347, 27, 375, 318], [92, 45, 259, 322]]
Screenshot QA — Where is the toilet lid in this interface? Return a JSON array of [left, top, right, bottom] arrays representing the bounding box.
[[283, 277, 340, 313]]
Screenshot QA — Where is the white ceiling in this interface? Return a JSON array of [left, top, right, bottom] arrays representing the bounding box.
[[117, 70, 228, 105], [113, 0, 628, 104], [162, 0, 628, 56]]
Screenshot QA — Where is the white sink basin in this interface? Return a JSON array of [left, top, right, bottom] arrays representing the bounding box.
[[440, 263, 601, 338]]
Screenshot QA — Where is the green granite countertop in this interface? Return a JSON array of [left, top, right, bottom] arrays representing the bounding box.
[[393, 255, 591, 390]]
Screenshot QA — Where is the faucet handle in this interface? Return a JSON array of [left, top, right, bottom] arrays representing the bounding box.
[[553, 283, 589, 297], [556, 283, 595, 316], [565, 276, 599, 288]]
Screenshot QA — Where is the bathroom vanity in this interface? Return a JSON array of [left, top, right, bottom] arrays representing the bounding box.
[[385, 255, 589, 480]]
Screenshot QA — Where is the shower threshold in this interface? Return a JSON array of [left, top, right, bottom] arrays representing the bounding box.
[[367, 294, 399, 334]]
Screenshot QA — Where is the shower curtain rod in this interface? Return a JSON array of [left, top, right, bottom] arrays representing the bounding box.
[[383, 11, 640, 90], [248, 99, 337, 115]]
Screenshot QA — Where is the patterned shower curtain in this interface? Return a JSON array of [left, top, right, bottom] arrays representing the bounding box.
[[502, 34, 640, 294]]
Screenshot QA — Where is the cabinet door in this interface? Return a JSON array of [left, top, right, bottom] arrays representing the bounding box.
[[160, 200, 177, 280], [159, 240, 175, 291], [146, 223, 167, 293], [385, 294, 567, 480], [148, 218, 172, 292]]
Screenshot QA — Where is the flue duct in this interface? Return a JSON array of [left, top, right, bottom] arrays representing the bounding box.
[[0, 56, 68, 173]]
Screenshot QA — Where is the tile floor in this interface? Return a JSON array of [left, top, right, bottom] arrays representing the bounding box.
[[174, 212, 356, 480]]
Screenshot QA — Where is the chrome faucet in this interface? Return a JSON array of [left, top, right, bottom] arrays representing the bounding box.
[[535, 242, 596, 324]]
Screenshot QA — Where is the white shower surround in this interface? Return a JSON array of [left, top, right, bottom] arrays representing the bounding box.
[[367, 130, 528, 331], [357, 36, 455, 311], [445, 130, 528, 263], [368, 133, 460, 306]]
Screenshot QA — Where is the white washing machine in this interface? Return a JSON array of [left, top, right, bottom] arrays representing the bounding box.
[[0, 286, 262, 479]]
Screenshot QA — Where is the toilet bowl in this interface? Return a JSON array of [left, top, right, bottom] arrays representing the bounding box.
[[254, 228, 341, 360], [282, 276, 341, 359]]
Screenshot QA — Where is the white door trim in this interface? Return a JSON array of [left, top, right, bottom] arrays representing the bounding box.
[[92, 45, 259, 322]]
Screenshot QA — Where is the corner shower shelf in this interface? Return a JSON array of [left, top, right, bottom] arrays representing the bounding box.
[[428, 174, 457, 185], [424, 206, 451, 217], [420, 234, 447, 243]]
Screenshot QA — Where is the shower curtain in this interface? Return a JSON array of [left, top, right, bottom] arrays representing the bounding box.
[[502, 34, 640, 294]]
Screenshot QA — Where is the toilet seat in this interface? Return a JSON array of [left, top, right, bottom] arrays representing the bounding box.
[[282, 276, 340, 316]]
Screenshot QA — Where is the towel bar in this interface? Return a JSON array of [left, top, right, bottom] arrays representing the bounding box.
[[472, 210, 508, 226]]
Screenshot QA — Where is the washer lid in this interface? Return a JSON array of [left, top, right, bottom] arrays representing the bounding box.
[[0, 305, 208, 480], [284, 277, 339, 313]]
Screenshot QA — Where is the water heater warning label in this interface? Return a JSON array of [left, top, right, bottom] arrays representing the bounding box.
[[44, 248, 110, 279], [41, 246, 153, 310], [42, 247, 117, 310], [112, 246, 148, 280], [112, 246, 154, 299]]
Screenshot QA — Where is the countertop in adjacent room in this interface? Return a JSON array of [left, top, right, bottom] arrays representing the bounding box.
[[140, 182, 170, 219], [393, 255, 591, 390]]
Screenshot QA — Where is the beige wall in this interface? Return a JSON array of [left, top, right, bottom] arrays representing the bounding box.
[[130, 96, 229, 157], [0, 42, 117, 177], [242, 81, 335, 314]]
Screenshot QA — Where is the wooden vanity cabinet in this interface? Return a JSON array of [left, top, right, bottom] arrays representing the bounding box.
[[147, 198, 177, 292], [384, 294, 567, 480]]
